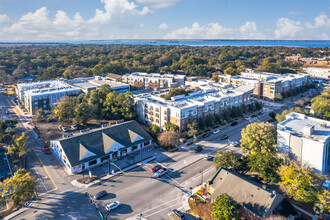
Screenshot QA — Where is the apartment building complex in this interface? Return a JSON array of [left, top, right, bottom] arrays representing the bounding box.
[[16, 80, 82, 114], [218, 71, 309, 101], [303, 67, 330, 80], [121, 72, 186, 90], [277, 112, 330, 176], [16, 76, 130, 114], [285, 56, 330, 67], [135, 83, 254, 132]]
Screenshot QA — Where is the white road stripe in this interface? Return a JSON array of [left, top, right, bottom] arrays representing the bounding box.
[[140, 197, 182, 214], [144, 202, 182, 218]]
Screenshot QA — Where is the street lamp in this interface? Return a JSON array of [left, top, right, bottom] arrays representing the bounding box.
[[200, 170, 203, 188]]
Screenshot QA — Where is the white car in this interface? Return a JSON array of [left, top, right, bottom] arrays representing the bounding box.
[[204, 155, 213, 160], [245, 117, 251, 121], [61, 126, 68, 132], [212, 128, 220, 134], [106, 201, 121, 211], [230, 141, 239, 147], [71, 125, 78, 130], [154, 168, 168, 177]]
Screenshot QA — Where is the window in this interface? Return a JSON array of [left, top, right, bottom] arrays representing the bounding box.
[[182, 120, 185, 124], [101, 155, 109, 163], [89, 160, 97, 166], [34, 102, 38, 105]]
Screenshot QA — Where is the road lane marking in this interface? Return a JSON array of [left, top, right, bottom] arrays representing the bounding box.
[[140, 197, 182, 214], [38, 188, 57, 197], [144, 202, 182, 218], [32, 147, 57, 189]]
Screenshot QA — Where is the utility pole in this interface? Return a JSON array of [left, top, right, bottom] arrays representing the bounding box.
[[85, 192, 108, 219]]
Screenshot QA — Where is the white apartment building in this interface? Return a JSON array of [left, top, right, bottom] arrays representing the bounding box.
[[135, 84, 254, 132], [16, 76, 131, 114], [122, 72, 186, 90], [19, 80, 82, 114], [277, 112, 330, 175], [303, 67, 330, 80]]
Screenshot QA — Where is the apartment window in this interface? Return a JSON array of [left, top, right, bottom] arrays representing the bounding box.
[[176, 119, 179, 123], [88, 160, 97, 166], [182, 113, 185, 118], [182, 120, 185, 124], [176, 113, 179, 118], [34, 101, 38, 105], [101, 155, 109, 162]]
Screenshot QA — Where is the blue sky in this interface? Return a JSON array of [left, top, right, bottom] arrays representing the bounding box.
[[0, 0, 329, 41]]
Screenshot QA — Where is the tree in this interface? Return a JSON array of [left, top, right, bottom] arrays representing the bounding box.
[[0, 169, 37, 206], [53, 96, 76, 123], [311, 88, 330, 119], [277, 163, 326, 203], [6, 133, 27, 158], [157, 131, 180, 149], [269, 112, 276, 121], [248, 152, 282, 182], [73, 102, 91, 125], [275, 93, 283, 101], [186, 120, 198, 138], [164, 122, 179, 132], [150, 124, 160, 135], [36, 108, 45, 121], [223, 67, 238, 76], [275, 107, 308, 122], [212, 193, 238, 220], [213, 150, 248, 173], [240, 122, 277, 155], [315, 189, 330, 213]]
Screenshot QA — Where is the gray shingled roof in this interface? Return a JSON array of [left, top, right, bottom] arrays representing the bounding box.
[[208, 168, 283, 217], [57, 121, 152, 167]]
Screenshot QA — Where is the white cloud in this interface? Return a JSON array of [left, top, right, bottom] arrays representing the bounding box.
[[274, 18, 303, 39], [140, 23, 145, 27], [164, 21, 267, 39], [0, 14, 10, 24], [0, 0, 153, 40], [306, 12, 330, 29], [136, 0, 179, 9], [88, 0, 152, 24], [288, 11, 298, 15], [158, 23, 169, 29]]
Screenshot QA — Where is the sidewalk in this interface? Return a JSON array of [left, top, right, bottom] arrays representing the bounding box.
[[71, 156, 157, 188]]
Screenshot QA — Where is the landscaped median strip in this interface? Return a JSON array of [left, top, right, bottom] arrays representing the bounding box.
[[84, 156, 157, 187]]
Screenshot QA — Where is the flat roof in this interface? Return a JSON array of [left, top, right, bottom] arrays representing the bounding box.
[[278, 112, 330, 142]]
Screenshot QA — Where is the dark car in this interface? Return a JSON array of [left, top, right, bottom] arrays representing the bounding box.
[[194, 145, 203, 152], [230, 121, 238, 126], [221, 135, 228, 140], [172, 209, 185, 220], [44, 146, 52, 154], [252, 114, 257, 117], [94, 190, 107, 200], [152, 165, 163, 173], [169, 147, 179, 152], [258, 112, 262, 115], [202, 133, 210, 138]]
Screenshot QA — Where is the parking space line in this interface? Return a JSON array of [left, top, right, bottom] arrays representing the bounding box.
[[32, 147, 58, 189]]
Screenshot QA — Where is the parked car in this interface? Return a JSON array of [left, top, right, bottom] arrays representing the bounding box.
[[212, 128, 220, 134], [251, 114, 257, 117], [44, 146, 52, 154], [202, 133, 210, 138], [204, 155, 213, 160], [194, 145, 203, 152], [154, 168, 168, 177], [169, 147, 179, 152], [71, 125, 78, 130], [5, 110, 9, 114], [258, 112, 262, 115], [221, 135, 228, 140], [61, 126, 68, 132], [106, 201, 121, 211], [172, 209, 185, 220], [152, 165, 163, 173], [245, 117, 251, 121], [230, 141, 239, 147], [94, 190, 107, 200], [231, 121, 238, 126]]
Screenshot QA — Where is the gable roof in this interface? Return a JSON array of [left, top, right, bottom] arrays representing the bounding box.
[[56, 121, 152, 167], [208, 168, 284, 217]]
